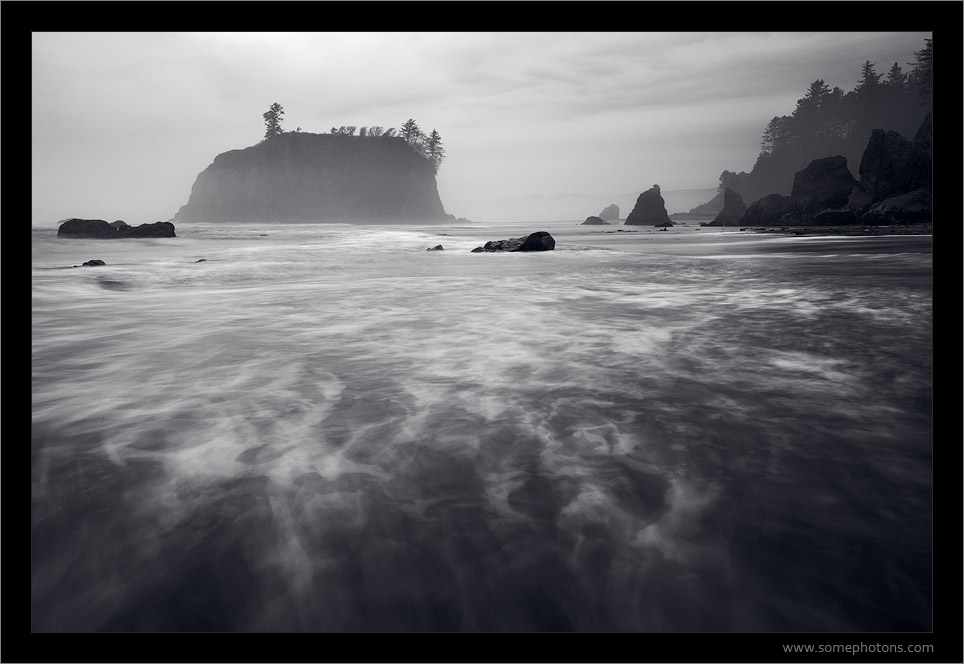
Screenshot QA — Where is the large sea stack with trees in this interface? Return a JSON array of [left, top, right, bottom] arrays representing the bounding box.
[[176, 110, 450, 223]]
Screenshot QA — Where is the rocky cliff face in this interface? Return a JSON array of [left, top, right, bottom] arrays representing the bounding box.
[[175, 133, 448, 223]]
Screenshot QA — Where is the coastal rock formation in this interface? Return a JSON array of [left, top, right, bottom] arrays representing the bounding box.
[[788, 155, 858, 217], [706, 188, 748, 226], [737, 113, 933, 228], [598, 204, 620, 221], [174, 132, 448, 223], [582, 216, 610, 225], [811, 209, 859, 226], [846, 112, 932, 223], [125, 221, 176, 238], [738, 194, 790, 227], [859, 189, 932, 226], [625, 185, 673, 226], [426, 245, 444, 251], [470, 231, 555, 253], [57, 219, 119, 239], [687, 190, 725, 215], [81, 259, 106, 266], [58, 218, 176, 238]]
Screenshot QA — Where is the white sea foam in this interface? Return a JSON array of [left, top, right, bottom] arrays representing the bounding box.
[[30, 223, 933, 632]]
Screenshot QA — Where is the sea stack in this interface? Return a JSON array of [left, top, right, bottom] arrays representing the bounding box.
[[706, 188, 748, 226], [624, 185, 673, 226], [598, 204, 620, 221], [174, 132, 448, 223]]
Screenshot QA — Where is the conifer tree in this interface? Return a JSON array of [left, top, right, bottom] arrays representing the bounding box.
[[425, 129, 445, 173], [263, 103, 285, 139]]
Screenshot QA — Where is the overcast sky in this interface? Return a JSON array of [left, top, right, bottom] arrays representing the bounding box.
[[31, 31, 931, 225]]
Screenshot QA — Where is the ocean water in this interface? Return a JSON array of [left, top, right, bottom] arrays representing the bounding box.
[[31, 221, 933, 632]]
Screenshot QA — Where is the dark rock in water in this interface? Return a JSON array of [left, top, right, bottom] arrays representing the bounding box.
[[625, 185, 673, 226], [471, 231, 555, 253], [582, 216, 610, 225], [598, 204, 620, 221], [59, 218, 176, 238], [427, 245, 444, 251], [706, 188, 748, 226], [789, 155, 858, 217], [812, 209, 859, 226], [58, 219, 119, 239], [741, 193, 791, 226], [518, 231, 555, 251], [82, 259, 106, 266], [195, 259, 208, 262], [124, 221, 176, 238]]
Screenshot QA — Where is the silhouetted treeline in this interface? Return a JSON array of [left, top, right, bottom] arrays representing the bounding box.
[[720, 39, 933, 204]]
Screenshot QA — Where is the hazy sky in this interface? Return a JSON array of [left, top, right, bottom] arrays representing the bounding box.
[[31, 31, 931, 225]]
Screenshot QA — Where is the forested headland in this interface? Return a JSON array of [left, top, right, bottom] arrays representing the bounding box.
[[718, 39, 932, 205]]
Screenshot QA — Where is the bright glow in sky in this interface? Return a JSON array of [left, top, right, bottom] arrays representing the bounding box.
[[31, 31, 931, 225]]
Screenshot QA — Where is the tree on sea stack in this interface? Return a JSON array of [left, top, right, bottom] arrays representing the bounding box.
[[263, 102, 285, 139], [426, 129, 445, 173], [400, 119, 421, 147]]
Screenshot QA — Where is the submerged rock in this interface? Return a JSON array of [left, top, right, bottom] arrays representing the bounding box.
[[582, 216, 610, 225], [625, 185, 673, 226], [471, 231, 555, 252], [426, 245, 444, 251], [82, 259, 106, 266]]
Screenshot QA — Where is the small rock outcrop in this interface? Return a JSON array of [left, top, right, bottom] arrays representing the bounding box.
[[706, 188, 748, 226], [582, 216, 610, 225], [470, 231, 555, 253], [58, 218, 177, 239], [82, 259, 106, 266], [426, 245, 444, 251], [625, 185, 673, 226], [598, 204, 620, 221]]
